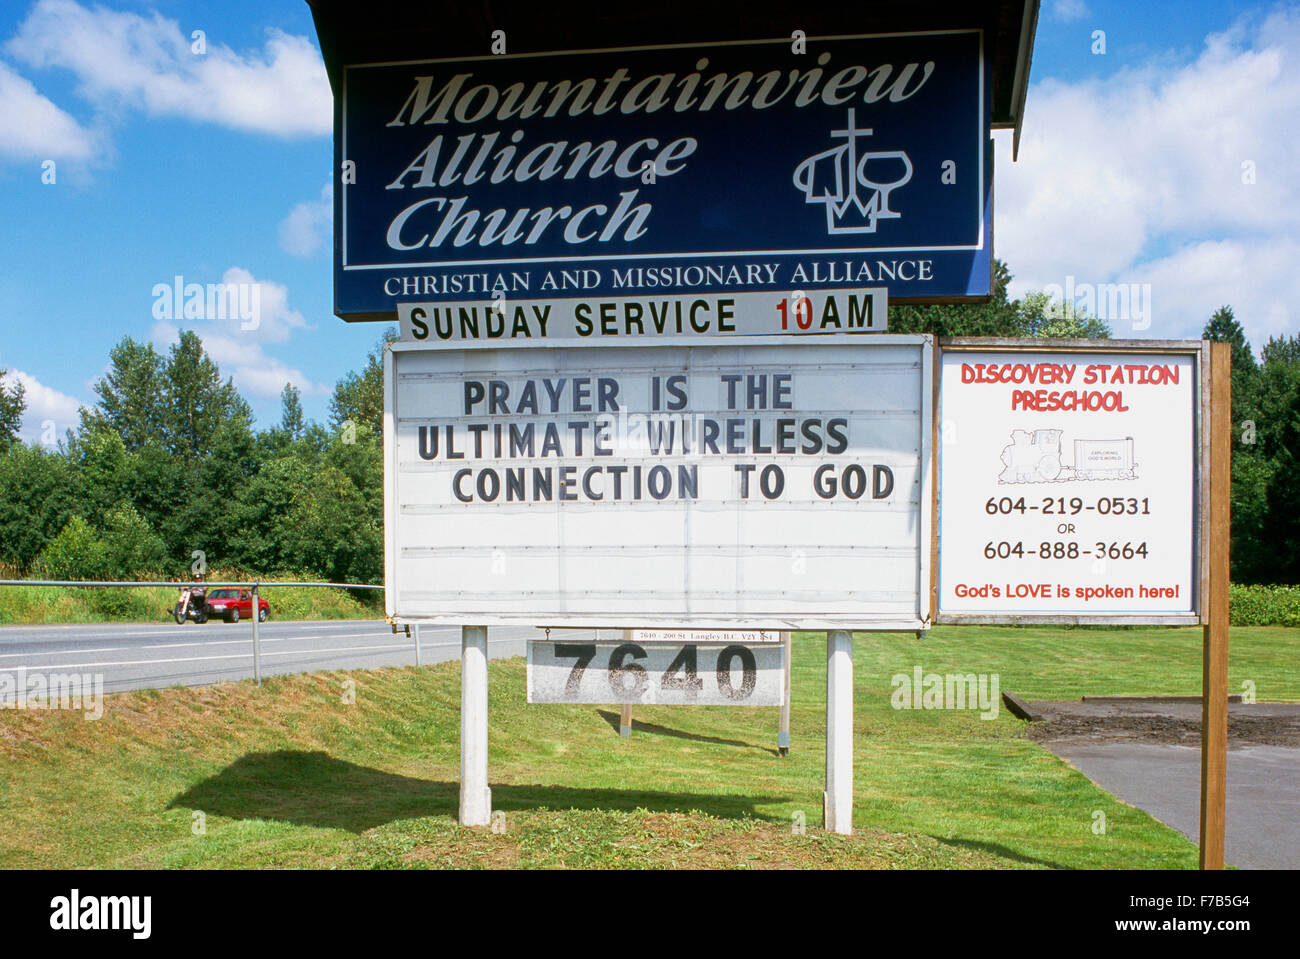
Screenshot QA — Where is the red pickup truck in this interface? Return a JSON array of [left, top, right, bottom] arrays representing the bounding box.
[[204, 588, 270, 624]]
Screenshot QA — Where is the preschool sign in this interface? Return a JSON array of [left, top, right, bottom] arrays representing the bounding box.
[[336, 30, 991, 319], [937, 342, 1203, 624]]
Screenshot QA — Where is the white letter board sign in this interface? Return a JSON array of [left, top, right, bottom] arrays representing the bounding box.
[[384, 335, 932, 629]]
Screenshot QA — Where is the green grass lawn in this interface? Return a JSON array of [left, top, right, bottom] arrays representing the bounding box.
[[0, 624, 1294, 869]]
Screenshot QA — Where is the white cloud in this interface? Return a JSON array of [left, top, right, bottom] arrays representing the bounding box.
[[1128, 238, 1300, 343], [0, 59, 99, 161], [219, 266, 312, 344], [278, 183, 332, 257], [6, 0, 330, 137], [152, 318, 327, 403], [1, 368, 85, 446], [1050, 0, 1090, 23], [149, 267, 325, 403], [150, 267, 313, 344], [996, 7, 1300, 347]]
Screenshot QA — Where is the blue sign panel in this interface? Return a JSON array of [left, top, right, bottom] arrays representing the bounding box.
[[336, 31, 991, 319]]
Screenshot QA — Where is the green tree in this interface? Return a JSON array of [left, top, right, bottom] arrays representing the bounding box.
[[888, 261, 1109, 339], [160, 330, 253, 462], [1260, 333, 1300, 369], [75, 426, 132, 518], [79, 338, 165, 452], [100, 502, 168, 577], [1204, 306, 1258, 371], [0, 372, 24, 452], [1017, 290, 1111, 339], [1203, 306, 1260, 426], [282, 465, 382, 583], [122, 440, 190, 565], [1243, 336, 1300, 579], [0, 444, 83, 570], [1203, 308, 1268, 581], [888, 260, 1024, 337], [38, 516, 111, 580], [323, 428, 383, 525], [259, 382, 312, 458], [279, 383, 306, 440], [182, 417, 260, 566], [1257, 379, 1300, 584], [0, 368, 26, 454], [330, 328, 397, 439], [227, 455, 316, 574]]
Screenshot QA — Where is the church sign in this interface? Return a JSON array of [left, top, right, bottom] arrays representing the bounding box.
[[336, 30, 991, 319]]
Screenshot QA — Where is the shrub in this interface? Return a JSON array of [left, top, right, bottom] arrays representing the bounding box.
[[101, 502, 167, 579], [1229, 583, 1300, 627], [37, 516, 111, 580]]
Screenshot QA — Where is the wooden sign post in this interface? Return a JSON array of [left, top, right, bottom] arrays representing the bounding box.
[[1198, 341, 1231, 869], [936, 338, 1228, 868]]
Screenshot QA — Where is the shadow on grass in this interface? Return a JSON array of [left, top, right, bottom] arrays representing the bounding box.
[[932, 835, 1067, 869], [169, 750, 791, 833], [595, 709, 780, 756]]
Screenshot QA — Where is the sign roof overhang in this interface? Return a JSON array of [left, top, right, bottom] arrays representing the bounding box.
[[306, 0, 1039, 158]]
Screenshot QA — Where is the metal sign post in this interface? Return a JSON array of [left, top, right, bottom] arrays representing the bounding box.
[[251, 584, 262, 687]]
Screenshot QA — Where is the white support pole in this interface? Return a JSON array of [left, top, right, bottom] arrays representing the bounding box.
[[251, 584, 262, 687], [459, 625, 491, 827], [778, 630, 792, 755], [413, 624, 423, 666], [824, 630, 853, 835]]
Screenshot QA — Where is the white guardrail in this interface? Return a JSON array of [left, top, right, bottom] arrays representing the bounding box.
[[0, 579, 385, 685]]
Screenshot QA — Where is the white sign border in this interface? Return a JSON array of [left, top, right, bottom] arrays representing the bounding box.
[[525, 639, 786, 706], [383, 333, 934, 630], [932, 337, 1206, 627], [340, 29, 987, 272]]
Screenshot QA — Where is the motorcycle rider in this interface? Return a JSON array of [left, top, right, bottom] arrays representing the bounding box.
[[178, 572, 207, 618]]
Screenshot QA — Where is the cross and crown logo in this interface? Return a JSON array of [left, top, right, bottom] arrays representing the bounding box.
[[793, 108, 914, 235]]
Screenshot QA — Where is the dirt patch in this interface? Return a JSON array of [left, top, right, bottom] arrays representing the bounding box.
[[590, 813, 1008, 869], [401, 831, 522, 868], [1023, 700, 1300, 748]]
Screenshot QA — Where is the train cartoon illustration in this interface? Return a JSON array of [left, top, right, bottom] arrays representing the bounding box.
[[998, 429, 1138, 484]]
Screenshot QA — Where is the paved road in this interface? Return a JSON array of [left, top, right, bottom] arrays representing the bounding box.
[[0, 620, 556, 693], [1047, 741, 1300, 870]]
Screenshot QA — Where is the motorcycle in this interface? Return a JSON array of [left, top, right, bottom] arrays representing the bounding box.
[[173, 587, 209, 624]]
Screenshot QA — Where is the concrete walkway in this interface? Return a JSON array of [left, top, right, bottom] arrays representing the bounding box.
[[1029, 699, 1300, 869]]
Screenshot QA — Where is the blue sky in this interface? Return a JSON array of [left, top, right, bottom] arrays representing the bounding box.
[[2, 0, 1297, 441]]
